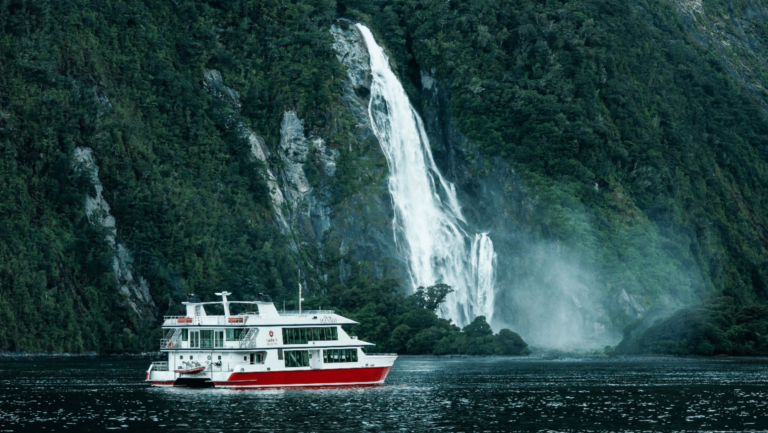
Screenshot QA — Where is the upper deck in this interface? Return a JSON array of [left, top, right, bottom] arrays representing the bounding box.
[[161, 309, 357, 327], [158, 292, 370, 351], [162, 292, 358, 328]]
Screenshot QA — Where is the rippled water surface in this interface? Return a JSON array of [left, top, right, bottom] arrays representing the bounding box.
[[1, 357, 768, 432]]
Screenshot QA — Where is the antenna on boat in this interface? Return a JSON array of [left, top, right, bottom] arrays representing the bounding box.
[[215, 291, 231, 316]]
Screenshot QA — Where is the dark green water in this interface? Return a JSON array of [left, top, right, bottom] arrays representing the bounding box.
[[1, 356, 767, 432]]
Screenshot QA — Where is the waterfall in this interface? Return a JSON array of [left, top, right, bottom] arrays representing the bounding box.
[[472, 233, 496, 323], [357, 24, 496, 328]]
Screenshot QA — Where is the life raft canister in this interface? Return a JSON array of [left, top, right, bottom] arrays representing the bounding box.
[[167, 341, 174, 349]]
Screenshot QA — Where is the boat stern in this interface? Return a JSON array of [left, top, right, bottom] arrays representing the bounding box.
[[147, 361, 176, 386]]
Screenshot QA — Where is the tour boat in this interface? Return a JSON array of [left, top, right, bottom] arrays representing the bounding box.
[[145, 291, 397, 388]]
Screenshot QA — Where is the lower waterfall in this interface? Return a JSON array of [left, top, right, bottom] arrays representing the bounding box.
[[356, 24, 496, 328]]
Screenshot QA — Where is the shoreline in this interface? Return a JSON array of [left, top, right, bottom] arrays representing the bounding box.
[[393, 353, 768, 362], [0, 351, 164, 360], [3, 351, 768, 362]]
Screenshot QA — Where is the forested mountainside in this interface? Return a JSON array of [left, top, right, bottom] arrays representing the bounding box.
[[1, 0, 767, 354]]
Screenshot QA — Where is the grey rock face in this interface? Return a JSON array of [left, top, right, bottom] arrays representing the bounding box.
[[331, 23, 377, 146], [313, 137, 339, 177], [328, 22, 405, 282], [203, 69, 290, 233], [277, 110, 336, 242], [672, 0, 768, 115], [331, 23, 372, 96], [279, 111, 313, 207], [202, 67, 337, 257], [618, 288, 646, 319], [203, 70, 242, 110], [72, 147, 157, 319], [246, 128, 289, 232]]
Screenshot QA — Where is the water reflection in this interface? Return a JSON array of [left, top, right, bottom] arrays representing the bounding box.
[[1, 357, 767, 431]]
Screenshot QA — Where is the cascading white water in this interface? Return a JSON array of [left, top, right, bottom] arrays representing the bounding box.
[[357, 24, 496, 327], [471, 233, 496, 323]]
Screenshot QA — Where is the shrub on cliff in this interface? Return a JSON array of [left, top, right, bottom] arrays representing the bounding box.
[[308, 276, 530, 356]]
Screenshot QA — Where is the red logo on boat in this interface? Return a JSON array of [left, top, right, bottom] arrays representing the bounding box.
[[269, 331, 274, 337]]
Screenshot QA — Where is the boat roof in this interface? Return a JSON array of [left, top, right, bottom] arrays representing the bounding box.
[[162, 292, 357, 328]]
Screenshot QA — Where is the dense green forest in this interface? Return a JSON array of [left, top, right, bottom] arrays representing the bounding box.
[[0, 0, 340, 352], [1, 0, 767, 354], [344, 0, 768, 353]]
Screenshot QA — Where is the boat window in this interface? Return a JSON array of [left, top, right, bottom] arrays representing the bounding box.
[[322, 349, 358, 363], [181, 329, 188, 341], [200, 330, 213, 348], [281, 327, 339, 344], [190, 331, 200, 348], [180, 356, 183, 360], [226, 328, 244, 340], [284, 350, 309, 368], [215, 331, 224, 348]]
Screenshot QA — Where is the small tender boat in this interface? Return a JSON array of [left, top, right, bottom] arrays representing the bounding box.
[[146, 291, 397, 388], [173, 367, 206, 374]]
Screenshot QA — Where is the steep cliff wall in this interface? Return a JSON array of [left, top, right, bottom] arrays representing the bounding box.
[[417, 66, 689, 348], [341, 0, 768, 349], [672, 0, 768, 115], [0, 0, 340, 352], [1, 0, 767, 353]]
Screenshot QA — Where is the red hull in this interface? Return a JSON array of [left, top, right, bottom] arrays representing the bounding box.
[[213, 366, 392, 388]]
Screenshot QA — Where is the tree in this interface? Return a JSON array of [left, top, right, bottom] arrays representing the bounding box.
[[462, 315, 493, 338], [413, 284, 453, 311], [494, 329, 531, 355]]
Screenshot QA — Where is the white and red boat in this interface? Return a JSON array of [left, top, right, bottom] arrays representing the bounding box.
[[145, 291, 397, 389]]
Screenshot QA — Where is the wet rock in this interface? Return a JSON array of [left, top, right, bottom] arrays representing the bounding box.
[[327, 22, 405, 283], [72, 147, 157, 320], [331, 22, 377, 146], [331, 22, 372, 97], [203, 69, 242, 110], [203, 69, 290, 233], [618, 288, 646, 319]]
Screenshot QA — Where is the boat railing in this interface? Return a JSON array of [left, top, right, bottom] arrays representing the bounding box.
[[151, 361, 169, 371], [365, 353, 397, 357], [159, 338, 179, 350], [159, 328, 183, 350], [278, 310, 335, 316], [162, 315, 255, 326]]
